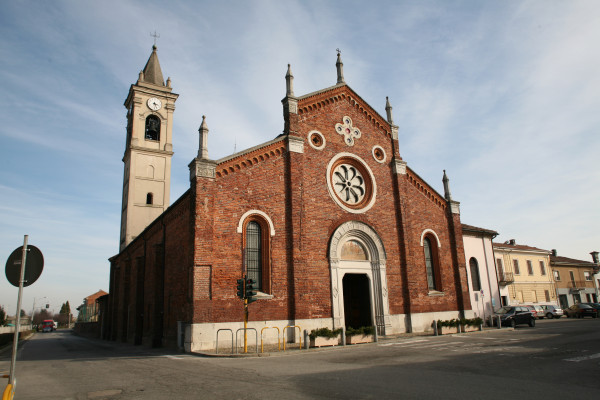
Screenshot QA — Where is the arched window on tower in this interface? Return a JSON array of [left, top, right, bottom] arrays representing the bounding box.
[[146, 193, 153, 205], [423, 235, 441, 291], [145, 115, 160, 141]]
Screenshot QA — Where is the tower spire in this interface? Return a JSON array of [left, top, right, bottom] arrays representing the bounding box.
[[385, 96, 394, 125], [336, 49, 345, 84], [443, 170, 452, 201], [198, 115, 209, 159], [141, 45, 165, 86], [286, 64, 294, 96]]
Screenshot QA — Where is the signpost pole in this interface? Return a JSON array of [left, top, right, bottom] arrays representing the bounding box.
[[8, 235, 28, 386]]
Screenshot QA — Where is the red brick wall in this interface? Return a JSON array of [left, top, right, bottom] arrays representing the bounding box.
[[108, 83, 472, 346]]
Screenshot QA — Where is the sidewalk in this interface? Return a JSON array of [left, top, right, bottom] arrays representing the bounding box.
[[190, 325, 509, 358]]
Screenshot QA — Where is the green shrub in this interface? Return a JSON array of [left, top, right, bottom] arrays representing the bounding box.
[[346, 326, 375, 337], [460, 317, 483, 327], [436, 319, 460, 328], [309, 327, 342, 340]]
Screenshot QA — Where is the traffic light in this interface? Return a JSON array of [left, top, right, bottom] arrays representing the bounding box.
[[245, 278, 257, 304], [236, 278, 245, 299]]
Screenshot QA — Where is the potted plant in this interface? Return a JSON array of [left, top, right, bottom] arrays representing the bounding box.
[[309, 327, 342, 347], [345, 326, 375, 344], [436, 319, 460, 335], [460, 317, 483, 332]]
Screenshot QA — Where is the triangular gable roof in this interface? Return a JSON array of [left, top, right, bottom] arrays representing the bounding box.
[[296, 83, 393, 141]]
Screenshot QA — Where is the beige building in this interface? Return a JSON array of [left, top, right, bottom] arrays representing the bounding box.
[[550, 250, 599, 308], [493, 240, 556, 307]]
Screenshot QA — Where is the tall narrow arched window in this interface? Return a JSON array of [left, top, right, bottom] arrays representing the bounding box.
[[424, 236, 439, 291], [245, 221, 262, 290], [469, 257, 481, 292], [146, 193, 153, 205], [145, 115, 160, 141], [240, 212, 273, 294]]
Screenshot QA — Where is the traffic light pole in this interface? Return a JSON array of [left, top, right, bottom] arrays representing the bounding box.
[[244, 297, 248, 353]]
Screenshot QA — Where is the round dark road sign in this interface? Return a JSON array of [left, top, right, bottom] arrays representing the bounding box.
[[5, 245, 44, 287]]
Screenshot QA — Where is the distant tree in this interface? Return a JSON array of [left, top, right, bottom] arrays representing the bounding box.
[[20, 309, 26, 317], [33, 309, 53, 325], [0, 305, 6, 326]]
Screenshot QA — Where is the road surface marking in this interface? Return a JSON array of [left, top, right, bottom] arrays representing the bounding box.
[[564, 353, 600, 362]]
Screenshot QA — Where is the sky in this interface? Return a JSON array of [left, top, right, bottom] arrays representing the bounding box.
[[1, 0, 599, 316]]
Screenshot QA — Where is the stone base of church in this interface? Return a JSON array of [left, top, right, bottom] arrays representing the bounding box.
[[184, 309, 475, 352]]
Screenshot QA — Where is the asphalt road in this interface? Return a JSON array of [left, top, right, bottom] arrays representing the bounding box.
[[1, 318, 599, 399]]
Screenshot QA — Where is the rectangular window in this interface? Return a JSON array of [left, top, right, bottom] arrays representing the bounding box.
[[539, 261, 546, 275], [544, 290, 551, 302], [527, 260, 534, 275], [584, 271, 592, 281], [513, 259, 520, 275], [569, 270, 575, 283], [554, 270, 560, 281], [497, 258, 504, 275]]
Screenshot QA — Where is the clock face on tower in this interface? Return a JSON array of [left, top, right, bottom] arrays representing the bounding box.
[[147, 97, 162, 111]]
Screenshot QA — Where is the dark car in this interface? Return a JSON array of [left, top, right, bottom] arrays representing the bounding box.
[[494, 306, 536, 328], [564, 304, 598, 318], [580, 303, 600, 313]]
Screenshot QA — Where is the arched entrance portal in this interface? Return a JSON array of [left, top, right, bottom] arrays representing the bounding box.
[[329, 221, 391, 335], [343, 274, 372, 329]]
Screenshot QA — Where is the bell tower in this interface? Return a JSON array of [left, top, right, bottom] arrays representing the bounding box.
[[120, 45, 179, 250]]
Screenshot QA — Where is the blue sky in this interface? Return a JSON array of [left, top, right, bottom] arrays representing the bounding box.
[[1, 0, 599, 315]]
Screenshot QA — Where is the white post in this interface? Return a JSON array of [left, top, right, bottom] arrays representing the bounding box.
[[9, 235, 28, 386]]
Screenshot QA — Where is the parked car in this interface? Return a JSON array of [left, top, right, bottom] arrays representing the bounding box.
[[524, 305, 544, 319], [564, 304, 598, 318], [540, 305, 563, 319], [580, 303, 600, 313], [494, 306, 536, 328]]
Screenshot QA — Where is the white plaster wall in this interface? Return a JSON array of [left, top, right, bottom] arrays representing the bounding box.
[[463, 234, 501, 317]]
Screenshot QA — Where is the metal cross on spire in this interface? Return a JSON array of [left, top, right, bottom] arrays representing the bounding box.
[[150, 31, 160, 46]]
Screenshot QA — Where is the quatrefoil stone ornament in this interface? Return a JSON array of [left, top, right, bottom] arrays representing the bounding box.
[[335, 116, 362, 146]]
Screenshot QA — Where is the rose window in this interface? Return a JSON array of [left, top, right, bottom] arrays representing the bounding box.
[[332, 164, 366, 204], [326, 154, 376, 213]]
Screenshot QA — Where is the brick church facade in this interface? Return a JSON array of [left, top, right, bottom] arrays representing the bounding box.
[[106, 47, 474, 351]]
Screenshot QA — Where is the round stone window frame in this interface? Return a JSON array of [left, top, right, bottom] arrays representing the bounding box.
[[326, 152, 377, 214], [307, 130, 326, 150], [372, 145, 387, 164]]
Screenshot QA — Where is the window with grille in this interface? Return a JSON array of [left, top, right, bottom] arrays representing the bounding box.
[[424, 236, 440, 291], [245, 221, 262, 291]]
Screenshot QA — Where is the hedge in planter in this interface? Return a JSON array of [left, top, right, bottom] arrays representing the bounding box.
[[309, 327, 342, 347], [346, 326, 375, 344], [436, 319, 460, 334]]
